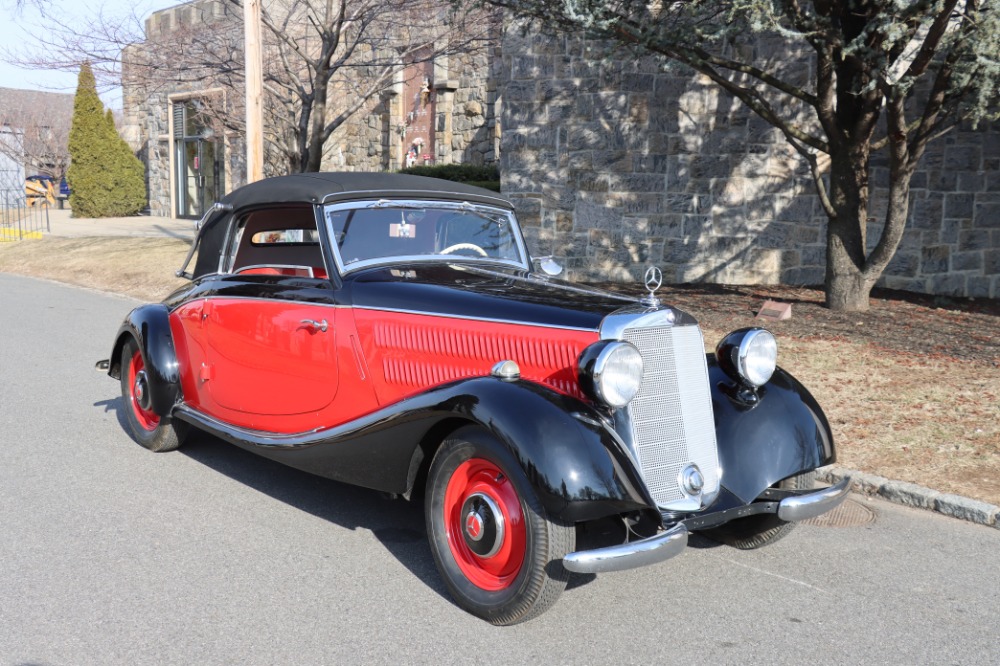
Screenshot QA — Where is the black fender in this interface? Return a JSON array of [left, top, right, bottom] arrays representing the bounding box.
[[173, 376, 655, 524], [420, 378, 657, 524], [708, 356, 835, 504], [108, 304, 182, 418]]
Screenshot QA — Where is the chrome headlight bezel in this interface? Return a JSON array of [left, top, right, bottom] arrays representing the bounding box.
[[578, 340, 644, 409], [716, 328, 778, 389]]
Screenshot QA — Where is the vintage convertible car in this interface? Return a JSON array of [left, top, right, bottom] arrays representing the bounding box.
[[98, 173, 850, 625]]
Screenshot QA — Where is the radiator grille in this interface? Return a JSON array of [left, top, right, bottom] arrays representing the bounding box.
[[621, 324, 720, 508]]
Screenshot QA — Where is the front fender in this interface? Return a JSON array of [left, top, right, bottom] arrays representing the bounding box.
[[709, 356, 835, 504], [431, 378, 656, 524], [108, 304, 181, 417]]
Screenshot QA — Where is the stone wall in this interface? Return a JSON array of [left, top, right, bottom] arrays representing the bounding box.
[[499, 29, 1000, 299], [325, 49, 499, 172]]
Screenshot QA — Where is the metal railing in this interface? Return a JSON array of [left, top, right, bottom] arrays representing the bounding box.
[[0, 190, 50, 242]]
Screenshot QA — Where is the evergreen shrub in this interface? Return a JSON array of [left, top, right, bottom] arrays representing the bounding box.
[[67, 62, 147, 217]]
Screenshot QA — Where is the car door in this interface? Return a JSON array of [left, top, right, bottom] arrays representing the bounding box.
[[202, 297, 338, 418]]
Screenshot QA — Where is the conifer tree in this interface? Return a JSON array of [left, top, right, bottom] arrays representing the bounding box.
[[67, 62, 146, 217]]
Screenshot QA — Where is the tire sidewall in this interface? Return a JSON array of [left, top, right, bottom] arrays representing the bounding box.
[[120, 338, 180, 452], [426, 427, 548, 619]]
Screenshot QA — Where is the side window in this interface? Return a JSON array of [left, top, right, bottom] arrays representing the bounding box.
[[228, 208, 329, 279]]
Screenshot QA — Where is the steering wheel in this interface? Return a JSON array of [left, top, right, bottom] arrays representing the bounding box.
[[440, 242, 488, 257]]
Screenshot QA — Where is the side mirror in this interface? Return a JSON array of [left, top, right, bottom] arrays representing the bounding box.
[[534, 255, 563, 276]]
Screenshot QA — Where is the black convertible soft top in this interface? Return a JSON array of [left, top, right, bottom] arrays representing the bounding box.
[[219, 172, 510, 209], [185, 172, 511, 279]]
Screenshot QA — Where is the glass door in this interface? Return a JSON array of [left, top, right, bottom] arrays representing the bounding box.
[[174, 101, 224, 219]]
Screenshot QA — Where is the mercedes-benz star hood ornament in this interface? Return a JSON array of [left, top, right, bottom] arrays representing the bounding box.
[[642, 266, 663, 307]]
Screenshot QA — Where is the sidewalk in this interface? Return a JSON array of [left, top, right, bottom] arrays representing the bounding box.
[[45, 207, 196, 241]]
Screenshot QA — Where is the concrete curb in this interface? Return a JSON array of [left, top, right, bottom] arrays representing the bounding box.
[[817, 465, 1000, 529]]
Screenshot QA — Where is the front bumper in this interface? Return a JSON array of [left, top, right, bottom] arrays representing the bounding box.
[[562, 476, 852, 574]]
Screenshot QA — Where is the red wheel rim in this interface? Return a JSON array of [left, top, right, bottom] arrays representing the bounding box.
[[127, 349, 160, 432], [443, 458, 526, 591]]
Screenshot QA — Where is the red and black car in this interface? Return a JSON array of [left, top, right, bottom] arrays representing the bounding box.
[[99, 173, 850, 625]]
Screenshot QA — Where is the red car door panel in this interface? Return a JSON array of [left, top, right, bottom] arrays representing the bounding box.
[[203, 299, 338, 416]]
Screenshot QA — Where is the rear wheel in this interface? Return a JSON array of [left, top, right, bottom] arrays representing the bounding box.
[[703, 471, 815, 549], [425, 426, 574, 625], [120, 338, 184, 452]]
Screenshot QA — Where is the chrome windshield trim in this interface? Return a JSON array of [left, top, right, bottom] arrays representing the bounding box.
[[777, 476, 852, 522], [320, 188, 512, 209], [563, 523, 688, 574], [323, 199, 530, 276]]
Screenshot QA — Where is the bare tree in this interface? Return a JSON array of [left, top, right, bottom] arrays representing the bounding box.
[[8, 0, 498, 174], [477, 0, 1000, 311], [0, 87, 73, 181]]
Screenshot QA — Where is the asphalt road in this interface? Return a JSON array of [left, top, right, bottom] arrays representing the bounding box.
[[1, 273, 998, 665]]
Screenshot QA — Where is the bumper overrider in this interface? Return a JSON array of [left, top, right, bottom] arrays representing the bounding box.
[[562, 476, 852, 574]]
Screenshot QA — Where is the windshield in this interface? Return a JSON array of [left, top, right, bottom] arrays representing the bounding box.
[[324, 200, 527, 272]]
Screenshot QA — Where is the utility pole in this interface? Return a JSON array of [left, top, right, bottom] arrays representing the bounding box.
[[244, 0, 264, 183]]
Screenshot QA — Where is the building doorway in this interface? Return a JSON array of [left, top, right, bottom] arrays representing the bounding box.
[[174, 101, 224, 219]]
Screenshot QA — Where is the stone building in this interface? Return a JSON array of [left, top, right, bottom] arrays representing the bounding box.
[[498, 30, 1000, 299], [122, 4, 998, 298], [122, 0, 500, 219]]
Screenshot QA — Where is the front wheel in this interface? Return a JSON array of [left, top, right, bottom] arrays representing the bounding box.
[[702, 471, 816, 549], [120, 338, 184, 452], [425, 426, 574, 625]]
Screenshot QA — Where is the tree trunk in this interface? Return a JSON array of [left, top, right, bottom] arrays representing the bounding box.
[[825, 146, 874, 312], [304, 77, 328, 172]]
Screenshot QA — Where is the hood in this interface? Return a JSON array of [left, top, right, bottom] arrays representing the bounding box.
[[345, 263, 639, 331]]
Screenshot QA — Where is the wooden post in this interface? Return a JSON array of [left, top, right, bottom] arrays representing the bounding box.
[[244, 0, 264, 183]]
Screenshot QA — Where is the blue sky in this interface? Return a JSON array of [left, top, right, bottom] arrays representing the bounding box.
[[0, 0, 182, 107]]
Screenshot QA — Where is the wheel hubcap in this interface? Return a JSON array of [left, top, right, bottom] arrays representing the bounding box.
[[134, 370, 151, 411], [461, 492, 505, 558], [128, 350, 159, 432], [443, 458, 526, 591]]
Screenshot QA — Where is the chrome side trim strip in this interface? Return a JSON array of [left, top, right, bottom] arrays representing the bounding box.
[[353, 305, 598, 332], [172, 405, 327, 449], [562, 523, 688, 574], [777, 477, 852, 522]]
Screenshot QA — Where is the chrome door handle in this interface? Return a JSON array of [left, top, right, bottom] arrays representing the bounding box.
[[300, 318, 328, 332]]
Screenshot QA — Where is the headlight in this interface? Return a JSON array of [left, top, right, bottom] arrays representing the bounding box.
[[578, 341, 644, 408], [716, 328, 777, 389]]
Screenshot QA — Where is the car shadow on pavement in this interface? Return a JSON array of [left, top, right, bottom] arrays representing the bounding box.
[[96, 396, 452, 602], [96, 395, 602, 602], [180, 431, 453, 599]]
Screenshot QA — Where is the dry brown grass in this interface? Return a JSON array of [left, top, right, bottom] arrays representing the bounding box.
[[4, 236, 999, 506], [780, 337, 999, 505], [0, 236, 190, 302]]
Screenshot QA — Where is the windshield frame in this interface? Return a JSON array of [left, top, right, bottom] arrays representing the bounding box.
[[323, 199, 531, 275]]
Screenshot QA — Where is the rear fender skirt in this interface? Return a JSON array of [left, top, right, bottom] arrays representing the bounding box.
[[108, 304, 182, 417], [172, 377, 655, 523], [709, 356, 835, 504]]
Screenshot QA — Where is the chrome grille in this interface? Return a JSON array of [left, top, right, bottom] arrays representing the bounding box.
[[621, 324, 720, 509]]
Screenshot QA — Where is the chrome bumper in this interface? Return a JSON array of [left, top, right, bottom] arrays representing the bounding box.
[[777, 476, 852, 522], [562, 523, 689, 574], [562, 477, 852, 574]]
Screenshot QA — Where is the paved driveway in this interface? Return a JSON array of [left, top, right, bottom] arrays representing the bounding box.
[[1, 273, 997, 665]]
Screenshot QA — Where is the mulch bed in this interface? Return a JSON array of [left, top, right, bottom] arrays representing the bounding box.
[[597, 282, 1000, 366]]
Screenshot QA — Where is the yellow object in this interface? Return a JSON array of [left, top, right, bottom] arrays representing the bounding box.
[[0, 228, 43, 240], [25, 179, 56, 207]]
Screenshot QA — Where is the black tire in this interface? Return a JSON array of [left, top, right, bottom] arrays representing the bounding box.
[[703, 471, 816, 550], [425, 426, 574, 625], [120, 338, 184, 452]]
